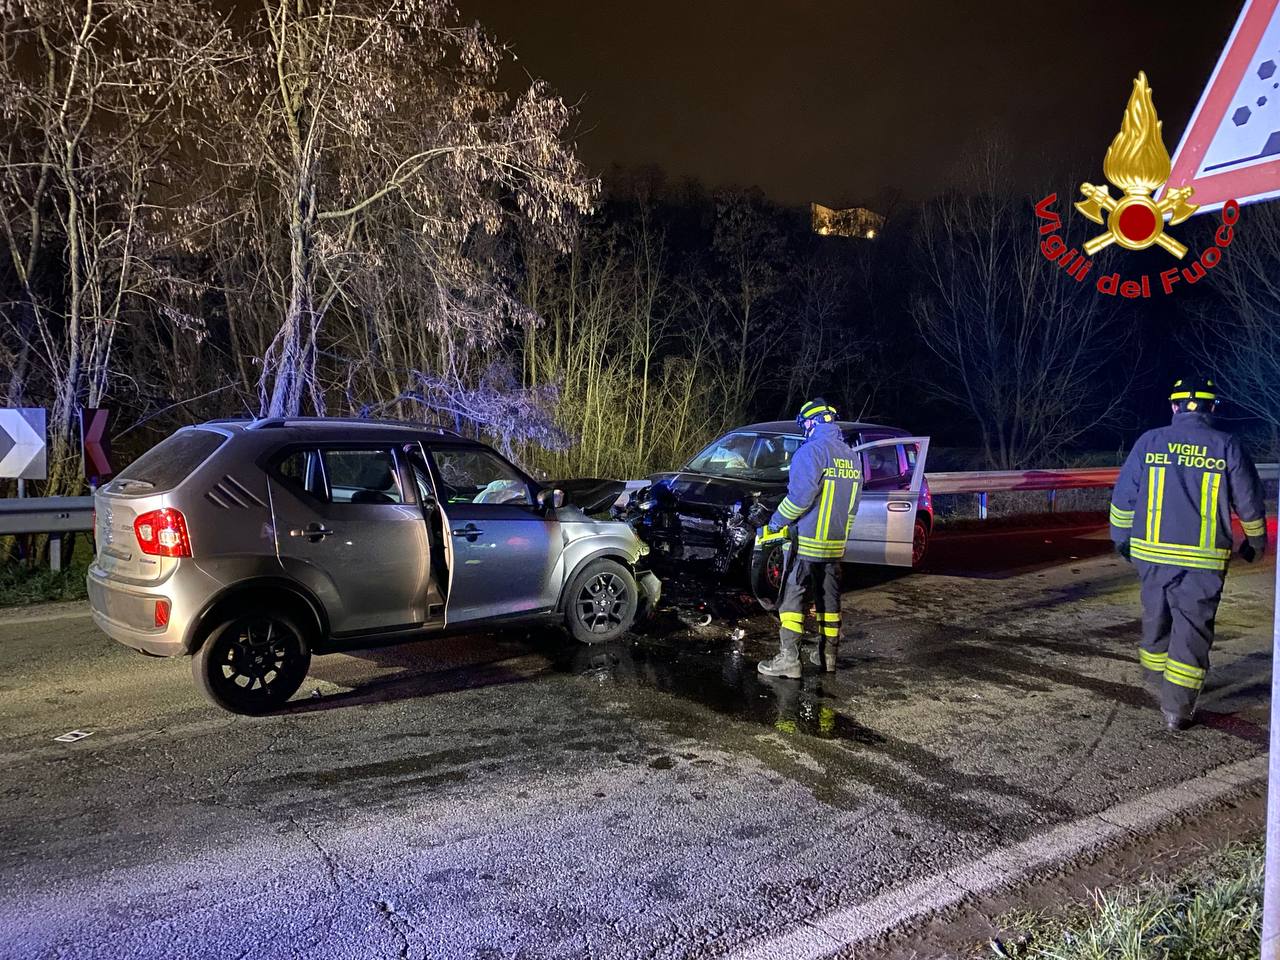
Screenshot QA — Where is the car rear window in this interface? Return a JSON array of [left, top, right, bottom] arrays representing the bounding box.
[[115, 429, 226, 490]]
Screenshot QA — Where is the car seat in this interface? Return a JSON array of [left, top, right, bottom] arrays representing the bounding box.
[[351, 455, 398, 504]]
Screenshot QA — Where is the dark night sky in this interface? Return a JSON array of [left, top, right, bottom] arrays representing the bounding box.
[[463, 1, 1240, 206]]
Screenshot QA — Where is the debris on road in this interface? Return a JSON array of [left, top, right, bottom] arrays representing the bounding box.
[[675, 605, 713, 628], [52, 730, 93, 743]]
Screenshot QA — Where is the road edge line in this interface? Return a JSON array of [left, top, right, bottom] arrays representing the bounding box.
[[725, 754, 1267, 960]]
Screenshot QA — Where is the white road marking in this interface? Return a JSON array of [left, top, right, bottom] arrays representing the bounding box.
[[727, 755, 1267, 960]]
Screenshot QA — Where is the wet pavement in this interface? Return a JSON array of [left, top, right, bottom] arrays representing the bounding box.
[[0, 520, 1272, 959]]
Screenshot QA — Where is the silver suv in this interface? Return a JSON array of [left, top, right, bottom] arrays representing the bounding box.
[[88, 418, 659, 714]]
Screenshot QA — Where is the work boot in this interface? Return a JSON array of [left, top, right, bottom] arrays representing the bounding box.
[[1163, 708, 1194, 732], [808, 644, 838, 673], [758, 652, 802, 679]]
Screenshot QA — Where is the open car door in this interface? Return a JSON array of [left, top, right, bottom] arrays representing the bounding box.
[[750, 436, 931, 609], [845, 437, 930, 567]]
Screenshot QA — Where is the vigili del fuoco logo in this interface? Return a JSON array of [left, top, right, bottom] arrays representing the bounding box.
[[1035, 72, 1240, 298]]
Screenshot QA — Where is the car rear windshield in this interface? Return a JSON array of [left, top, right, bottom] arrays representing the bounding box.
[[114, 429, 226, 491]]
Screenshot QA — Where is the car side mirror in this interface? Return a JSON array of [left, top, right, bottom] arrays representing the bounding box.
[[537, 488, 565, 511]]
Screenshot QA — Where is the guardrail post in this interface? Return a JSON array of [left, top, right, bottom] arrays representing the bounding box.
[[49, 535, 61, 573], [978, 492, 988, 521], [1047, 489, 1057, 514]]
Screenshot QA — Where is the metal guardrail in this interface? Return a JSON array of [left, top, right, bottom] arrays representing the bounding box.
[[2, 464, 1277, 563], [926, 467, 1121, 494], [0, 496, 94, 535], [926, 463, 1279, 519], [0, 496, 94, 571]]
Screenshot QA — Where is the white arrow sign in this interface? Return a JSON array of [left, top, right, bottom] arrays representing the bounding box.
[[0, 408, 47, 480]]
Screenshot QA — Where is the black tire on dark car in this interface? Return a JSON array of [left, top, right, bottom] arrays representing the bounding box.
[[565, 559, 638, 644], [192, 610, 312, 715], [749, 540, 786, 610], [912, 517, 931, 569]]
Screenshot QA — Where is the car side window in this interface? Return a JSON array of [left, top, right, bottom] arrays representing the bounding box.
[[276, 449, 327, 500], [903, 443, 918, 473], [429, 448, 532, 506], [322, 448, 404, 505], [863, 443, 910, 491]]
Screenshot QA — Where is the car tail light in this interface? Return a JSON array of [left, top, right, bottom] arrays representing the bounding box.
[[154, 600, 171, 628], [133, 509, 192, 557]]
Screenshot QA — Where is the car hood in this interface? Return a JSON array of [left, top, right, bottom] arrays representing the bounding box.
[[553, 478, 627, 516], [646, 471, 786, 511]]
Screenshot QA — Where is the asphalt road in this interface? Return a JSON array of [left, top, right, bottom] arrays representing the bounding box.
[[0, 520, 1273, 960]]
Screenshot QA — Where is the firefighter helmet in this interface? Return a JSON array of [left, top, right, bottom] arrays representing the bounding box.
[[1169, 376, 1218, 413], [796, 398, 838, 426]]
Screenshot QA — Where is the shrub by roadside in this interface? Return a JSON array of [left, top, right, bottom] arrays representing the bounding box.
[[991, 841, 1263, 960], [0, 542, 90, 608]]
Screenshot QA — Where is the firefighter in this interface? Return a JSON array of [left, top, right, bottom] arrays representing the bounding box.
[[1110, 377, 1267, 730], [758, 398, 862, 679]]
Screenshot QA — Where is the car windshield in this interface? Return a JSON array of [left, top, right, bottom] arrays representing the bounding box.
[[684, 431, 803, 481]]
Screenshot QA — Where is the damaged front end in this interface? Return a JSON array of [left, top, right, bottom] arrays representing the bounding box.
[[551, 477, 662, 618], [619, 473, 778, 582]]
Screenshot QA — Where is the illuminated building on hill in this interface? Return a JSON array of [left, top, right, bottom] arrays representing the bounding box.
[[811, 202, 884, 239]]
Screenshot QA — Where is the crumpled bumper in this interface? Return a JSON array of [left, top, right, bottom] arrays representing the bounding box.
[[636, 570, 662, 618]]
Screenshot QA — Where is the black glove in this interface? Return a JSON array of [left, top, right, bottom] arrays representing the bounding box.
[[1116, 540, 1131, 562], [1240, 536, 1266, 563]]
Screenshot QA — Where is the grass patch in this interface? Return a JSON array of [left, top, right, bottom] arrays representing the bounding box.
[[991, 841, 1263, 960], [0, 538, 91, 607]]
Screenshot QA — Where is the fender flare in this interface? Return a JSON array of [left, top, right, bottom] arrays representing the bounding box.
[[187, 577, 329, 653], [555, 547, 640, 614]]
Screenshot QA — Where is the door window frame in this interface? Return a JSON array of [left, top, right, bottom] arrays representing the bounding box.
[[267, 442, 420, 507], [421, 442, 543, 513]]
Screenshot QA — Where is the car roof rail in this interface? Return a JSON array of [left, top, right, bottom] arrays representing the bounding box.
[[243, 415, 465, 436]]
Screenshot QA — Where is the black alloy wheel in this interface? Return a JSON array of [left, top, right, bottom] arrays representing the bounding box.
[[566, 559, 638, 644], [193, 612, 312, 715]]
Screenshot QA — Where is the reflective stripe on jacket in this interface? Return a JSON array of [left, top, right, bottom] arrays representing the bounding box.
[[1110, 411, 1266, 572], [769, 421, 862, 560]]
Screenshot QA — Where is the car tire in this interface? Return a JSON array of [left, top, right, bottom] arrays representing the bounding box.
[[192, 610, 312, 715], [750, 540, 786, 610], [564, 559, 638, 645], [911, 516, 931, 569]]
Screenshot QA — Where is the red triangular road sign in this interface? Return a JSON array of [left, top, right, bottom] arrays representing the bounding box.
[[1164, 0, 1280, 212]]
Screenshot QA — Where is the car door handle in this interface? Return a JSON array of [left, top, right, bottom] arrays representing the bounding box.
[[290, 523, 334, 541], [451, 523, 483, 541], [887, 501, 913, 512]]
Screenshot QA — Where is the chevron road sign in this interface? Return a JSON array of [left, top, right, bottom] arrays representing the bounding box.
[[79, 407, 113, 481], [0, 408, 47, 480]]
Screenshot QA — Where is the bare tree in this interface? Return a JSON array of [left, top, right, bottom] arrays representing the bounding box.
[[911, 151, 1127, 468], [710, 188, 788, 417], [1189, 202, 1280, 447], [0, 0, 228, 491], [207, 0, 596, 418]]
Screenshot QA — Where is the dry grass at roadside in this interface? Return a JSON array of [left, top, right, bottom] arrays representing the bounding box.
[[989, 841, 1263, 960]]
